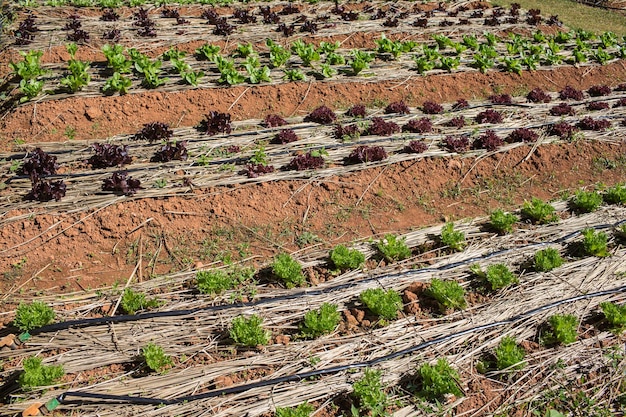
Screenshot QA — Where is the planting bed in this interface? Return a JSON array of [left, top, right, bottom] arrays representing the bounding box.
[[1, 0, 626, 416]]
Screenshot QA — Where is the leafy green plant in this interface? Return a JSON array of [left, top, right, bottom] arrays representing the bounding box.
[[326, 52, 345, 65], [162, 47, 186, 61], [489, 209, 519, 234], [172, 59, 204, 86], [10, 50, 46, 81], [60, 43, 90, 92], [359, 288, 402, 321], [521, 198, 559, 224], [246, 64, 271, 84], [544, 314, 578, 345], [120, 288, 162, 315], [291, 40, 320, 67], [426, 278, 466, 312], [438, 56, 460, 72], [440, 222, 466, 252], [230, 314, 270, 347], [275, 402, 315, 417], [570, 190, 603, 213], [417, 358, 462, 400], [599, 302, 626, 334], [142, 342, 173, 373], [471, 53, 495, 74], [300, 303, 341, 338], [604, 183, 626, 205], [19, 356, 64, 389], [14, 301, 55, 332], [349, 49, 374, 75], [502, 56, 523, 75], [376, 234, 411, 262], [283, 69, 306, 81], [235, 42, 254, 58], [375, 34, 404, 59], [18, 79, 44, 103], [319, 63, 336, 78], [593, 47, 612, 65], [351, 368, 389, 417], [581, 228, 609, 257], [494, 336, 526, 371], [266, 39, 291, 68], [196, 269, 233, 295], [195, 43, 221, 61], [471, 264, 518, 291], [272, 253, 305, 288], [414, 56, 435, 74], [534, 248, 564, 272], [462, 34, 479, 50], [102, 72, 132, 95], [102, 44, 132, 73], [329, 245, 365, 272]]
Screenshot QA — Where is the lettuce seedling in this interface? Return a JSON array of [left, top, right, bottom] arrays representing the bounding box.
[[603, 183, 626, 205], [534, 248, 564, 272], [521, 198, 559, 224], [329, 245, 365, 272], [426, 278, 466, 312], [600, 302, 626, 334], [494, 336, 526, 371], [489, 209, 519, 234], [275, 402, 315, 417], [418, 358, 463, 400], [19, 357, 64, 389], [351, 369, 389, 417], [570, 190, 603, 213], [300, 303, 341, 338], [359, 288, 402, 320], [376, 234, 411, 262], [120, 288, 162, 315], [440, 222, 466, 252], [14, 301, 55, 332], [230, 314, 270, 347], [142, 342, 172, 373], [581, 228, 609, 257], [272, 253, 305, 288]]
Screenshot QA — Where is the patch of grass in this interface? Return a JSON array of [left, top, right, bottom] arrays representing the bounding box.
[[417, 358, 463, 400], [359, 288, 403, 320], [19, 356, 65, 389], [300, 303, 341, 338], [534, 248, 565, 272], [489, 209, 519, 234], [494, 336, 526, 371], [230, 314, 270, 347], [351, 368, 389, 417], [14, 301, 55, 332], [570, 190, 603, 213], [272, 253, 305, 288], [600, 302, 626, 334], [581, 228, 609, 257], [142, 342, 173, 373], [275, 402, 315, 417], [329, 245, 365, 272], [426, 278, 466, 312], [492, 0, 626, 36], [521, 198, 558, 224], [120, 288, 163, 315], [376, 234, 411, 262]]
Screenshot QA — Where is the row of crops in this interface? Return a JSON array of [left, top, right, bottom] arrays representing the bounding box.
[[6, 26, 626, 105], [2, 193, 625, 415], [1, 84, 624, 218]]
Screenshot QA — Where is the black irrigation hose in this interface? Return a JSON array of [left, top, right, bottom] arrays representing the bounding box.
[[30, 216, 626, 336], [56, 283, 626, 406]]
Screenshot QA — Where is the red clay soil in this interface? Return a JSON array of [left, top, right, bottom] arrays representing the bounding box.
[[3, 60, 626, 148], [0, 139, 624, 300]]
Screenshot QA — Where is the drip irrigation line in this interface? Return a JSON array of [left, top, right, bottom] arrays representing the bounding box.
[[56, 283, 626, 406], [29, 217, 626, 336]]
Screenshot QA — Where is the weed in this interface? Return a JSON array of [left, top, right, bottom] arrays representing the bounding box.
[[426, 279, 466, 312], [494, 336, 526, 371], [351, 368, 389, 417], [154, 178, 167, 188], [300, 303, 341, 338], [64, 126, 76, 140], [329, 245, 365, 272], [544, 314, 578, 345], [296, 231, 320, 247], [417, 358, 462, 400], [521, 198, 559, 224], [142, 342, 173, 373], [376, 234, 411, 262], [14, 301, 55, 332], [604, 183, 626, 205], [570, 190, 603, 213], [275, 402, 315, 417], [359, 288, 402, 320], [599, 302, 626, 334], [120, 288, 162, 315], [534, 248, 564, 272], [440, 222, 466, 251], [581, 228, 609, 257], [272, 253, 305, 288], [19, 356, 64, 389], [471, 263, 518, 291], [230, 314, 270, 347], [489, 209, 519, 234]]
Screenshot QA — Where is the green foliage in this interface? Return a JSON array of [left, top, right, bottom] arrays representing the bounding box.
[[521, 198, 559, 224], [300, 303, 341, 338], [600, 302, 626, 334], [283, 69, 306, 81], [272, 253, 305, 288], [19, 356, 64, 389], [471, 52, 495, 74], [534, 248, 564, 272], [604, 183, 626, 205], [593, 47, 612, 65], [359, 288, 402, 320], [266, 39, 291, 68], [494, 336, 526, 371], [14, 301, 55, 332], [489, 209, 519, 234], [142, 342, 173, 373], [18, 79, 44, 103], [230, 314, 270, 347], [102, 44, 132, 73], [376, 234, 411, 262], [417, 358, 462, 400], [351, 369, 389, 417], [462, 35, 479, 50], [325, 52, 345, 65], [235, 42, 255, 58], [162, 47, 186, 61], [503, 56, 523, 75], [120, 288, 162, 315], [246, 64, 271, 84], [349, 49, 374, 75], [571, 190, 603, 213], [196, 269, 232, 295], [319, 63, 336, 78], [438, 56, 460, 72], [472, 264, 517, 291], [60, 43, 90, 92], [10, 50, 46, 81], [432, 34, 453, 50], [375, 34, 404, 59], [440, 222, 466, 252], [195, 43, 221, 61], [581, 228, 609, 257], [291, 40, 320, 67], [172, 59, 204, 87], [275, 402, 315, 417], [102, 72, 132, 95], [129, 50, 167, 88], [426, 278, 466, 312], [329, 245, 365, 271], [545, 314, 578, 345], [414, 56, 436, 74]]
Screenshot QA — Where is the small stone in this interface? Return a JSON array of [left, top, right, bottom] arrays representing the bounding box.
[[85, 106, 102, 120]]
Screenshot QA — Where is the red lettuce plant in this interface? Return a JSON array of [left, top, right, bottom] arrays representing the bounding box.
[[489, 94, 512, 104], [199, 111, 232, 135], [445, 116, 465, 127], [134, 122, 173, 142], [272, 129, 299, 144], [367, 117, 400, 136], [403, 118, 432, 133], [587, 85, 611, 97], [474, 130, 503, 151], [527, 88, 552, 103], [549, 122, 579, 139], [244, 164, 274, 178], [577, 117, 611, 131], [335, 124, 361, 141], [152, 141, 188, 162], [28, 180, 66, 202], [404, 140, 428, 153], [475, 109, 503, 124], [422, 101, 444, 114], [14, 14, 38, 45], [304, 106, 337, 124], [263, 114, 288, 127], [587, 102, 609, 111], [346, 105, 366, 118], [286, 152, 325, 170], [451, 98, 469, 110], [19, 148, 59, 182], [385, 101, 410, 114], [559, 86, 584, 100], [613, 98, 626, 108], [102, 172, 142, 195], [445, 135, 469, 152], [550, 103, 576, 116], [507, 128, 538, 143], [89, 143, 132, 168], [346, 145, 388, 163]]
